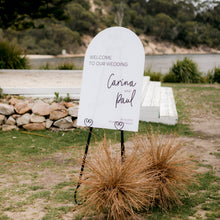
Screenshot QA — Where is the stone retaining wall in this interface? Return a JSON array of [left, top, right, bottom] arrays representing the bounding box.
[[0, 97, 79, 131]]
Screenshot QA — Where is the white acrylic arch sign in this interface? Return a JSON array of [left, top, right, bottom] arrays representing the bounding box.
[[77, 27, 145, 132]]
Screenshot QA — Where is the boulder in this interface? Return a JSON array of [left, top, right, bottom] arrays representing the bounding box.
[[68, 106, 78, 117], [15, 102, 32, 114], [53, 116, 73, 129], [72, 118, 78, 128], [50, 102, 66, 111], [0, 103, 14, 115], [0, 115, 5, 125], [2, 125, 19, 131], [9, 97, 20, 106], [30, 114, 46, 123], [32, 100, 50, 116], [23, 122, 46, 131], [6, 116, 16, 125], [11, 114, 21, 120], [49, 109, 68, 120], [46, 119, 53, 129], [66, 102, 75, 108], [61, 101, 75, 108], [16, 113, 31, 126]]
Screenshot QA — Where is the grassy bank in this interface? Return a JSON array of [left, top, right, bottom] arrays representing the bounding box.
[[0, 83, 220, 219]]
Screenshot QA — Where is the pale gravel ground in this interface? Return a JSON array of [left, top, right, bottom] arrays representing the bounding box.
[[0, 70, 82, 88]]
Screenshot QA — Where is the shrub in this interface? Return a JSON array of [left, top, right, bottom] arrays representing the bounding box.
[[63, 93, 71, 102], [39, 62, 79, 70], [206, 67, 220, 84], [54, 92, 63, 103], [169, 57, 202, 83], [53, 92, 71, 103], [206, 70, 215, 84], [213, 67, 220, 83], [57, 63, 76, 70], [38, 39, 60, 55], [0, 40, 29, 69], [163, 72, 177, 83], [144, 69, 162, 81], [39, 63, 51, 70]]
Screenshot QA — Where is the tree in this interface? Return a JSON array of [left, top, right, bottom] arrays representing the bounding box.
[[196, 2, 220, 30], [175, 21, 199, 47], [114, 0, 125, 26], [0, 0, 72, 30], [176, 1, 195, 22], [153, 13, 175, 40], [146, 0, 178, 18], [65, 2, 97, 35]]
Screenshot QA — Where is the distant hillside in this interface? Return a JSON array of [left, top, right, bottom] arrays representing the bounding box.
[[0, 0, 219, 55], [79, 33, 220, 56]]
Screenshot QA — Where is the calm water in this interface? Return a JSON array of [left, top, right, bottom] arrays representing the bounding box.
[[30, 54, 220, 74], [145, 54, 220, 74]]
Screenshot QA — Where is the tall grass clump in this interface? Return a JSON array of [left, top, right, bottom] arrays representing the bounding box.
[[144, 69, 163, 81], [162, 72, 177, 83], [57, 62, 76, 70], [135, 129, 195, 210], [164, 57, 202, 83], [205, 71, 214, 84], [205, 67, 220, 83], [39, 62, 51, 70], [78, 137, 155, 219], [0, 40, 29, 69], [39, 62, 79, 70]]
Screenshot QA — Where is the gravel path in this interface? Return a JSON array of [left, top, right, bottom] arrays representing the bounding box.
[[0, 70, 82, 88]]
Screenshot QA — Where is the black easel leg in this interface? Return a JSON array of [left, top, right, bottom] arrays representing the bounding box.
[[121, 130, 125, 163], [74, 127, 93, 205]]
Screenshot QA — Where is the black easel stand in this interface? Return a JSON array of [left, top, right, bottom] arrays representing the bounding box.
[[74, 127, 125, 205], [121, 130, 125, 162], [74, 127, 93, 205]]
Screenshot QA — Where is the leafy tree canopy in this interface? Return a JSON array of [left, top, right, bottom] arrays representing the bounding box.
[[0, 0, 73, 30], [0, 0, 219, 54]]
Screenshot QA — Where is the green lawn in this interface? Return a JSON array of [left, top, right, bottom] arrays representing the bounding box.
[[0, 83, 219, 219]]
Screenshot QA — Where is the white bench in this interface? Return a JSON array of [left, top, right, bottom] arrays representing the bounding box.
[[141, 76, 150, 103], [159, 87, 178, 125], [140, 81, 161, 123], [139, 76, 178, 125]]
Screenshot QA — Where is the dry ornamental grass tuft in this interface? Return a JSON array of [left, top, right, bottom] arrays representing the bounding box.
[[78, 137, 156, 220], [136, 129, 195, 210], [75, 129, 196, 218]]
